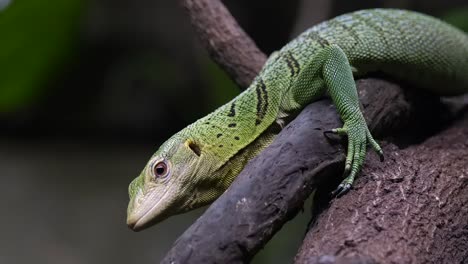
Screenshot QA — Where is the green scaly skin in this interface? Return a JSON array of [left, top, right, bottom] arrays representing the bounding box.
[[127, 9, 468, 231]]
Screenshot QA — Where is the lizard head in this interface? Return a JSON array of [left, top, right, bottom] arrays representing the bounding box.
[[126, 133, 225, 231]]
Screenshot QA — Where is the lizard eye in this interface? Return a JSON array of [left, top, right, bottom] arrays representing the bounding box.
[[152, 161, 169, 178]]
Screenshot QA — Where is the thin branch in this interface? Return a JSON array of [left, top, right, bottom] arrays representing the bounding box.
[[180, 0, 267, 88]]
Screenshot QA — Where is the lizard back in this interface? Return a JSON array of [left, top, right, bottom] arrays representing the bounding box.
[[181, 9, 468, 181], [287, 9, 468, 94]]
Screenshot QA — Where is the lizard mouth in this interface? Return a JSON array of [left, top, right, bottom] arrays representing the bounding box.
[[127, 189, 171, 231]]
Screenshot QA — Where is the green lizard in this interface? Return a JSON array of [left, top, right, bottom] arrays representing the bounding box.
[[127, 9, 468, 231]]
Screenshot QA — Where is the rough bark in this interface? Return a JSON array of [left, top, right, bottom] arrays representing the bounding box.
[[164, 0, 468, 263], [161, 79, 465, 264], [180, 0, 266, 89], [295, 109, 468, 264]]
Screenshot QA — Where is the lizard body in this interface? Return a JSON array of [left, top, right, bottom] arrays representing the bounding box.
[[127, 9, 468, 231]]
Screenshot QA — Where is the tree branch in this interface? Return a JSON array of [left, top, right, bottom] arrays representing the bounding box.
[[295, 110, 468, 264], [163, 1, 468, 263], [180, 0, 267, 89], [161, 79, 445, 263]]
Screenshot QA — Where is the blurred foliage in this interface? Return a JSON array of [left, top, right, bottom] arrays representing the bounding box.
[[442, 7, 468, 32], [0, 0, 82, 113]]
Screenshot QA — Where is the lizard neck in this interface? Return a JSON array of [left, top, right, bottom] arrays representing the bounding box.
[[182, 65, 290, 177]]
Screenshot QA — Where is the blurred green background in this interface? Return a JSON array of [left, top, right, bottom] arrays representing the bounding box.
[[0, 0, 466, 263]]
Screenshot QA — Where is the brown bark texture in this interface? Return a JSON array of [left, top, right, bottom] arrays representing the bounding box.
[[166, 0, 468, 263], [180, 0, 267, 89], [295, 106, 468, 264]]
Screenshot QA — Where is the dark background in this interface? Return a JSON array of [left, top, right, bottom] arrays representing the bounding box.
[[0, 0, 467, 263]]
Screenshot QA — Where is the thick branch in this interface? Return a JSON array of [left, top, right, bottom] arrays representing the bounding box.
[[180, 0, 267, 88], [167, 1, 468, 263], [161, 79, 435, 263], [295, 110, 468, 264]]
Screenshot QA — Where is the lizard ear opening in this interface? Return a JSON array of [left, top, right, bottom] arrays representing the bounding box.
[[185, 139, 201, 157]]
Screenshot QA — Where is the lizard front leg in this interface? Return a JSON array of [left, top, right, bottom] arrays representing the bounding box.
[[320, 44, 384, 196]]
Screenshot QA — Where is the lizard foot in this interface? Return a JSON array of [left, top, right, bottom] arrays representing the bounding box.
[[326, 117, 384, 197]]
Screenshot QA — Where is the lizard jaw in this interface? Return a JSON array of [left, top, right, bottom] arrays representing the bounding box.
[[127, 189, 171, 231]]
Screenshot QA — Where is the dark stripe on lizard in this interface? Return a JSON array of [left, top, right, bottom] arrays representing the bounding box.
[[283, 51, 301, 77], [352, 13, 390, 49], [328, 19, 361, 49], [227, 101, 236, 117], [287, 51, 300, 76], [283, 53, 296, 77], [306, 31, 330, 48], [255, 79, 269, 126]]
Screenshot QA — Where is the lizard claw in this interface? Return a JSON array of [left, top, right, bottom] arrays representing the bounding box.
[[378, 150, 384, 162], [323, 129, 335, 138], [323, 127, 347, 141], [327, 116, 383, 198], [331, 183, 352, 197]]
